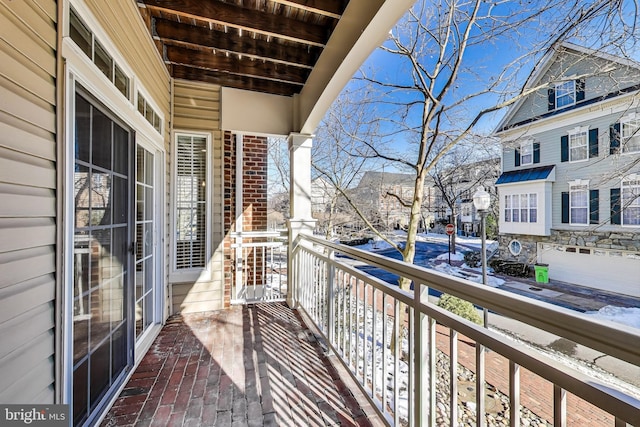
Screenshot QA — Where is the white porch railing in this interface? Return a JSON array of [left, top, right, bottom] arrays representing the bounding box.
[[230, 231, 288, 303], [291, 234, 640, 426]]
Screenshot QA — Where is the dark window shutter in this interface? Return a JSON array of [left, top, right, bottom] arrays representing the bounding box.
[[561, 192, 569, 223], [589, 189, 599, 224], [610, 188, 621, 225], [576, 78, 585, 102], [514, 148, 521, 167], [548, 87, 555, 111], [610, 123, 620, 154], [533, 142, 540, 164], [560, 135, 569, 162], [588, 128, 598, 158]]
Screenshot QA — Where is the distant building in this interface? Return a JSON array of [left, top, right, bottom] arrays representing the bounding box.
[[354, 171, 436, 231], [494, 42, 640, 297]]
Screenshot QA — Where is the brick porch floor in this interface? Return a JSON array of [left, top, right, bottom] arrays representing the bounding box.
[[101, 303, 382, 426]]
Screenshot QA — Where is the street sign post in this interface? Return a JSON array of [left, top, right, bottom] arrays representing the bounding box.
[[445, 223, 454, 264]]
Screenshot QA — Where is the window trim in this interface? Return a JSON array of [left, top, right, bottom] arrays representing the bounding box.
[[555, 80, 576, 109], [621, 174, 640, 227], [520, 140, 533, 166], [503, 192, 538, 223], [171, 131, 212, 279], [620, 114, 640, 155], [567, 126, 589, 163], [568, 179, 589, 226]]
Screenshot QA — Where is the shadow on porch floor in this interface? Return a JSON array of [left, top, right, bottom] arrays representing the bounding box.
[[101, 303, 382, 426]]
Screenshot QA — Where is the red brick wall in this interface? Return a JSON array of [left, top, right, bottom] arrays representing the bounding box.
[[223, 132, 268, 306]]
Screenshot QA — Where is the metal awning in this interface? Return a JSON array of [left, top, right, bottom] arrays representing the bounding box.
[[495, 165, 555, 185]]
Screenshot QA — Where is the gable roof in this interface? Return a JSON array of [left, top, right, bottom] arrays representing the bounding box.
[[494, 42, 640, 133], [357, 171, 416, 188]]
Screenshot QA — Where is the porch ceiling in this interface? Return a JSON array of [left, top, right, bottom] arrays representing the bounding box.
[[137, 0, 349, 97]]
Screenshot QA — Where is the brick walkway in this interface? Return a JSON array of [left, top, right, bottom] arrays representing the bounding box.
[[101, 303, 380, 426]]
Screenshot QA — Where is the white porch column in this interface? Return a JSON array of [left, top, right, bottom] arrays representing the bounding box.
[[287, 133, 316, 308]]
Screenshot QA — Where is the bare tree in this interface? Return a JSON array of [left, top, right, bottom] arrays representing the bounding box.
[[431, 144, 500, 253], [312, 89, 383, 239], [326, 0, 638, 296]]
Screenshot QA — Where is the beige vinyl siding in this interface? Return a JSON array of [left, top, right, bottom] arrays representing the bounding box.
[[0, 0, 57, 404], [172, 79, 224, 313], [83, 0, 172, 316]]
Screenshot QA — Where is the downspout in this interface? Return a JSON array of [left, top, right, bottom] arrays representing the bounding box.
[[55, 0, 66, 405], [168, 77, 174, 317], [234, 133, 244, 302]]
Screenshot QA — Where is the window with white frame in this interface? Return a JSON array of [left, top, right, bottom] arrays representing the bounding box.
[[529, 193, 538, 222], [69, 7, 130, 99], [504, 193, 537, 223], [504, 195, 511, 222], [622, 176, 640, 226], [568, 127, 588, 162], [555, 80, 576, 108], [569, 181, 589, 225], [175, 133, 208, 270], [520, 141, 533, 166], [621, 116, 640, 154]]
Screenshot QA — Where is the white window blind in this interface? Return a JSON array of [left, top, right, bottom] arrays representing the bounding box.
[[175, 134, 207, 269]]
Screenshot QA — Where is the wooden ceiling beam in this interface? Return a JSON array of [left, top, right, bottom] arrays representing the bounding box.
[[140, 0, 331, 47], [165, 45, 309, 85], [154, 18, 320, 69], [171, 64, 300, 96], [270, 0, 347, 19]]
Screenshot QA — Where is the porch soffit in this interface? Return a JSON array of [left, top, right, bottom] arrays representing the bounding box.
[[137, 0, 415, 134], [137, 0, 349, 97]]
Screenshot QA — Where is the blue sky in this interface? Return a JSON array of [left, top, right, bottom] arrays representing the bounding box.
[[337, 0, 640, 160]]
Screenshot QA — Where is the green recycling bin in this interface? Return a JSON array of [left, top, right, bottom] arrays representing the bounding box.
[[534, 263, 549, 283]]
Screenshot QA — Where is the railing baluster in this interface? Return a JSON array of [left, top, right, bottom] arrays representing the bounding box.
[[428, 315, 437, 426], [393, 298, 400, 426], [327, 249, 335, 344], [348, 276, 354, 370], [554, 385, 567, 427], [371, 287, 377, 400], [510, 361, 520, 427], [363, 284, 369, 388], [476, 343, 486, 427], [415, 284, 428, 426], [382, 293, 388, 411], [408, 304, 414, 426], [450, 329, 458, 426]]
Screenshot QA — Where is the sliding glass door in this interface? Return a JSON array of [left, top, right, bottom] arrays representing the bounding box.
[[72, 89, 133, 426]]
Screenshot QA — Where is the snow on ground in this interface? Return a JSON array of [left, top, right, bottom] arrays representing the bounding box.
[[434, 262, 505, 287], [584, 306, 640, 330]]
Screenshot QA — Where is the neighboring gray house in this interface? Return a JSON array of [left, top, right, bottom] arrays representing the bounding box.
[[494, 42, 640, 297], [354, 171, 436, 231]]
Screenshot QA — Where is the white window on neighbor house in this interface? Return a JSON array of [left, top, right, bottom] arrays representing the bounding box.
[[504, 194, 511, 222], [555, 80, 576, 108], [622, 176, 640, 226], [621, 115, 640, 154], [568, 126, 588, 162], [529, 193, 538, 222], [174, 133, 209, 271], [569, 181, 589, 225], [504, 193, 537, 223], [520, 141, 533, 166]]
